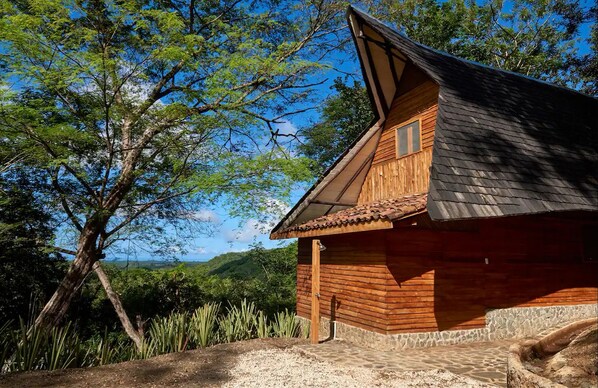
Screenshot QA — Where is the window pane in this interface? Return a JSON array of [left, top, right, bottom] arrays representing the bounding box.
[[411, 121, 421, 152], [398, 127, 408, 156]]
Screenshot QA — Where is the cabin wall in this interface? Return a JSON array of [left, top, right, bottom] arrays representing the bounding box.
[[297, 215, 598, 337], [358, 80, 438, 204], [297, 231, 389, 333], [386, 215, 597, 334]]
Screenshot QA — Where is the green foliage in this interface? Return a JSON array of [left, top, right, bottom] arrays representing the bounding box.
[[148, 313, 190, 354], [5, 320, 89, 372], [270, 309, 301, 338], [256, 311, 270, 339], [299, 78, 374, 172], [367, 0, 590, 87], [0, 182, 66, 322], [219, 300, 258, 343], [72, 242, 297, 336], [0, 0, 343, 265], [0, 300, 304, 374], [190, 303, 220, 348]]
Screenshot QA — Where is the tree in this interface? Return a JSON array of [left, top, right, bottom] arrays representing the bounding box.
[[570, 4, 598, 96], [368, 0, 589, 86], [0, 0, 346, 339], [0, 180, 66, 323], [299, 78, 374, 172], [300, 0, 595, 170]]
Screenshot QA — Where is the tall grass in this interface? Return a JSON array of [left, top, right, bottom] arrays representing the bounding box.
[[0, 299, 303, 375]]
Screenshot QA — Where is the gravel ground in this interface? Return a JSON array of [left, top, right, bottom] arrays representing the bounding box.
[[0, 339, 495, 387], [224, 348, 495, 388]]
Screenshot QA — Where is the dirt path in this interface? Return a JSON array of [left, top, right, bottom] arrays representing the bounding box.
[[0, 337, 495, 388], [0, 339, 303, 388]]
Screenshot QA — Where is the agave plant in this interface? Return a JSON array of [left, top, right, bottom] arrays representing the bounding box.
[[270, 309, 300, 338], [256, 311, 270, 339], [44, 323, 78, 371], [136, 338, 157, 360], [190, 303, 220, 348], [148, 312, 189, 355], [11, 319, 45, 372], [219, 300, 258, 343], [86, 329, 121, 367], [218, 313, 237, 343], [0, 321, 13, 373]]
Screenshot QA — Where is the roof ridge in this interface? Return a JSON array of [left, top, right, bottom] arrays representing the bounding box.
[[349, 6, 597, 100]]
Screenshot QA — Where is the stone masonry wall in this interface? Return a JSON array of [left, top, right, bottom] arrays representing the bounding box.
[[298, 304, 598, 350]]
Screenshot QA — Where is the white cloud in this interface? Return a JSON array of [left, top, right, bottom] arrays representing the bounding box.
[[274, 120, 298, 136], [223, 218, 264, 243], [180, 209, 220, 223]]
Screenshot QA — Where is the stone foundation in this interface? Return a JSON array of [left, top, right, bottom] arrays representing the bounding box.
[[298, 303, 598, 350]]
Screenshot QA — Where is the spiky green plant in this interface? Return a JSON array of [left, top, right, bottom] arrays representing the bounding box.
[[45, 323, 78, 371], [0, 321, 13, 373], [190, 303, 220, 348], [219, 300, 258, 343], [218, 313, 237, 343], [136, 338, 156, 360], [301, 321, 310, 339], [87, 329, 120, 366], [148, 313, 189, 355], [11, 319, 45, 371], [256, 311, 270, 339], [270, 309, 300, 338]]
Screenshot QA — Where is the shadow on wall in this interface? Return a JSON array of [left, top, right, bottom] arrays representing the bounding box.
[[387, 214, 598, 332]]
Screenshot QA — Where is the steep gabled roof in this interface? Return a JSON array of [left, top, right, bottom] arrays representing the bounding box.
[[351, 8, 598, 220], [271, 7, 598, 238]]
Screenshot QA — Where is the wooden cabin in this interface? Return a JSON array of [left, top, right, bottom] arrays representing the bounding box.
[[271, 7, 598, 349]]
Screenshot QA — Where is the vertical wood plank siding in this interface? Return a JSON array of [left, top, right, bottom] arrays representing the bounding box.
[[296, 215, 598, 334], [358, 80, 439, 204]]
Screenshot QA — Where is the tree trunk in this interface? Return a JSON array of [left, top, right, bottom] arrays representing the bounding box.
[[93, 262, 144, 351], [34, 225, 100, 330]]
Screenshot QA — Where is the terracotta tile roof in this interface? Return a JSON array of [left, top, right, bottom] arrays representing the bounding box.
[[277, 193, 427, 234]]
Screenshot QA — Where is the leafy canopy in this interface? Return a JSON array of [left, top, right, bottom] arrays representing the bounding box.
[[0, 0, 346, 256]]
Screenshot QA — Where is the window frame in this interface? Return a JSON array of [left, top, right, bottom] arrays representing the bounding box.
[[394, 117, 423, 159]]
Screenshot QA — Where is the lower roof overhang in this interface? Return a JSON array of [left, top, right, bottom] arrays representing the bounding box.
[[270, 193, 429, 239]]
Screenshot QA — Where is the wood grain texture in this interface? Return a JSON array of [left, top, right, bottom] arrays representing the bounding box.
[[310, 239, 320, 344], [357, 80, 438, 204], [358, 149, 432, 204], [296, 214, 598, 335], [373, 80, 438, 166], [297, 232, 389, 333]]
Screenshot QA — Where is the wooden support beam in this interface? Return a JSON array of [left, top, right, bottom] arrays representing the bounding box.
[[309, 200, 356, 207], [311, 239, 321, 344]]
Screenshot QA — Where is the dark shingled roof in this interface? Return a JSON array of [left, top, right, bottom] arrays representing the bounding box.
[[275, 193, 427, 235], [352, 8, 598, 220]]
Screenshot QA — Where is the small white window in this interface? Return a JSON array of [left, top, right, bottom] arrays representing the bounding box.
[[396, 120, 421, 157]]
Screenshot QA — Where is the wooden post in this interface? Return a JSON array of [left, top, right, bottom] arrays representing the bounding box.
[[311, 239, 321, 344]]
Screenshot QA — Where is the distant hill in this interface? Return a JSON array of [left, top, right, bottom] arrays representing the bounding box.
[[107, 243, 295, 279], [108, 260, 204, 270]]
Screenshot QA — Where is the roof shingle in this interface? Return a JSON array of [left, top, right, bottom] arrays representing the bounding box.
[[352, 8, 598, 220], [275, 193, 427, 235]]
